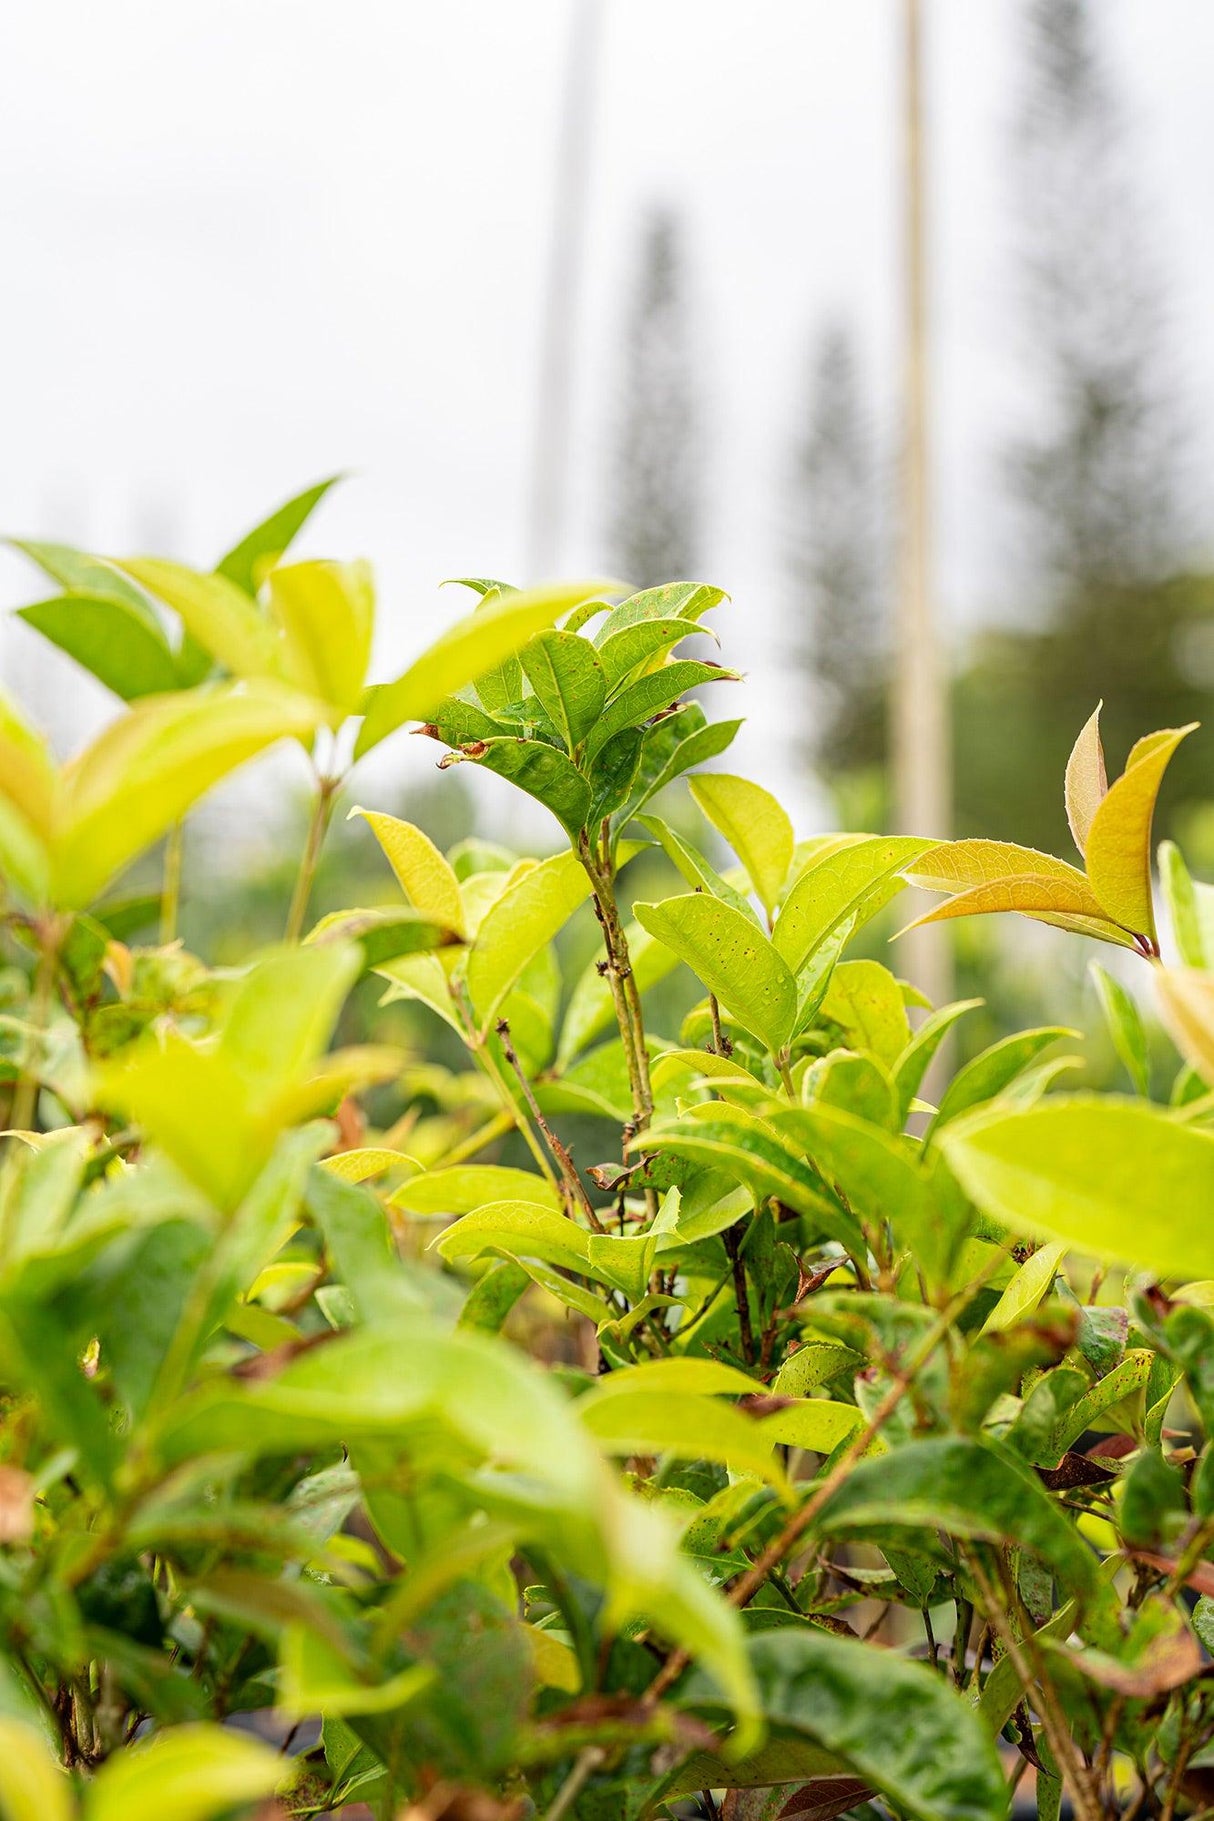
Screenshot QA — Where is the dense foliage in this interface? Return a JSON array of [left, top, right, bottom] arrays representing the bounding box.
[[3, 485, 1214, 1820]]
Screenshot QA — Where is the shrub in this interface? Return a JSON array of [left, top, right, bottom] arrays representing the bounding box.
[[0, 487, 1213, 1820]]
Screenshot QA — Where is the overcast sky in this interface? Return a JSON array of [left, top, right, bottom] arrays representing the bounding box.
[[2, 0, 1213, 828]]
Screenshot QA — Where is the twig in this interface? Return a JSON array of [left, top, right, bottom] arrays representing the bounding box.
[[544, 1745, 606, 1821], [645, 1269, 995, 1703], [497, 1019, 607, 1232], [285, 773, 340, 942]]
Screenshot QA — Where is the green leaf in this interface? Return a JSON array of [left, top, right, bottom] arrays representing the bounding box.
[[689, 773, 794, 915], [941, 1094, 1214, 1278], [1085, 725, 1196, 941], [892, 999, 983, 1123], [638, 813, 756, 920], [584, 659, 737, 761], [681, 1627, 1009, 1821], [773, 1105, 928, 1243], [1090, 962, 1149, 1095], [634, 894, 797, 1054], [818, 959, 911, 1069], [453, 738, 591, 841], [83, 1723, 286, 1821], [813, 1437, 1108, 1621], [53, 680, 325, 907], [773, 837, 934, 973], [587, 726, 644, 825], [593, 580, 726, 638], [1158, 839, 1214, 969], [215, 474, 341, 595], [635, 1104, 863, 1253], [930, 1027, 1076, 1130], [627, 712, 743, 815], [356, 579, 610, 756], [519, 629, 606, 750], [466, 849, 593, 1030], [595, 615, 707, 688], [18, 593, 180, 700], [306, 905, 458, 970], [98, 944, 359, 1208]]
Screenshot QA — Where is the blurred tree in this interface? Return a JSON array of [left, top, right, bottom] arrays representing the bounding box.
[[606, 208, 700, 587], [787, 323, 888, 793], [1005, 0, 1187, 596], [954, 0, 1207, 855]]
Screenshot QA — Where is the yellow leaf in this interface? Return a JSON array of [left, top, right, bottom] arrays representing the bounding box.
[[84, 1723, 287, 1821], [0, 1718, 73, 1821], [1064, 702, 1107, 857], [1156, 967, 1214, 1085], [267, 559, 375, 721], [899, 872, 1137, 949], [1084, 724, 1197, 944], [906, 839, 1089, 895], [350, 807, 465, 936]]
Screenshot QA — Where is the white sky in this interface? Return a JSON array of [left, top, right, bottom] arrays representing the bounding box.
[[1, 0, 1213, 831]]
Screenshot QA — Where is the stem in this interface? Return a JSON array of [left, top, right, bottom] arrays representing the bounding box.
[[285, 774, 340, 943], [10, 935, 55, 1135], [969, 1549, 1102, 1821], [160, 819, 184, 945], [497, 1019, 606, 1232], [723, 1225, 755, 1364], [644, 1263, 998, 1703], [544, 1746, 605, 1821], [580, 832, 652, 1132]]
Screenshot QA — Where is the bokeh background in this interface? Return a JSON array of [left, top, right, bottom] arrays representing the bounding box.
[[2, 0, 1211, 1065]]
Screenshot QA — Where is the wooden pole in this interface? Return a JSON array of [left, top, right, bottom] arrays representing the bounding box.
[[894, 0, 951, 1008]]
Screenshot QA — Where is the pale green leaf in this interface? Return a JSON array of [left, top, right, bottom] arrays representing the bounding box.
[[53, 680, 324, 907], [434, 1200, 592, 1277], [466, 849, 593, 1030], [215, 475, 341, 595], [688, 773, 794, 914], [942, 1094, 1214, 1278], [634, 893, 797, 1054], [1090, 961, 1149, 1095], [267, 558, 374, 719], [116, 557, 284, 679], [979, 1242, 1066, 1333], [1158, 839, 1214, 969], [773, 836, 935, 973], [391, 1166, 560, 1217], [83, 1724, 285, 1821], [578, 1388, 787, 1488]]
